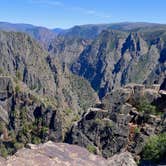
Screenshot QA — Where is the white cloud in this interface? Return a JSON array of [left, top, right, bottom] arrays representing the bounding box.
[[28, 0, 111, 19]]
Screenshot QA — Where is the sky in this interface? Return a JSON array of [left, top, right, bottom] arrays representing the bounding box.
[[0, 0, 166, 29]]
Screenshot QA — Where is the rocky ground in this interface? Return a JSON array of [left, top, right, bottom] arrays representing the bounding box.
[[0, 141, 137, 166]]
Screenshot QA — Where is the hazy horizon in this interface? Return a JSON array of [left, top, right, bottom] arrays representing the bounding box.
[[0, 21, 166, 30], [1, 0, 166, 28]]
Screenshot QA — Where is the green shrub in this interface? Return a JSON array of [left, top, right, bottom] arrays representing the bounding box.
[[72, 114, 80, 122], [105, 120, 113, 128], [87, 144, 97, 154], [0, 144, 8, 158], [31, 136, 41, 144], [14, 142, 24, 150], [40, 126, 49, 140], [65, 109, 72, 116], [136, 99, 162, 118], [15, 84, 21, 93], [137, 100, 157, 115], [95, 118, 103, 125], [142, 132, 166, 162], [17, 130, 29, 144], [134, 127, 140, 134]]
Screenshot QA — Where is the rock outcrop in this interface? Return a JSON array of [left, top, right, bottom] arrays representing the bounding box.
[[0, 141, 137, 166], [66, 84, 166, 158], [107, 152, 137, 166]]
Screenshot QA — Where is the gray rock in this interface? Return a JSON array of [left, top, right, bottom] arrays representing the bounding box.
[[0, 141, 138, 166], [103, 88, 132, 112], [107, 152, 137, 166], [66, 85, 165, 159], [1, 141, 108, 166], [66, 107, 130, 158]]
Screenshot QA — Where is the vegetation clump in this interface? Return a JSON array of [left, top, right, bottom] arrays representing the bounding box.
[[87, 144, 97, 154], [15, 84, 21, 93], [135, 98, 164, 117], [142, 132, 166, 163]]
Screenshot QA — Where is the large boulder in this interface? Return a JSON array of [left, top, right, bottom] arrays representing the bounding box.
[[0, 141, 137, 166], [107, 152, 137, 166], [0, 141, 107, 166]]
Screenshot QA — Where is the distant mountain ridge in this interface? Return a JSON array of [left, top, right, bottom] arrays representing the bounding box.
[[0, 22, 57, 45], [53, 22, 166, 40], [1, 21, 166, 41]]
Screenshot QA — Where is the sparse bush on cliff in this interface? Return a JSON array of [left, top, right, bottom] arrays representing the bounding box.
[[138, 100, 156, 115], [142, 132, 166, 163]]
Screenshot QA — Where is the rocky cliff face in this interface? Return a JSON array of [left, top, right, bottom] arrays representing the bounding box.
[[0, 76, 62, 156], [48, 35, 90, 66], [46, 56, 99, 132], [71, 29, 166, 98], [66, 84, 166, 160], [0, 31, 98, 131], [0, 31, 57, 97], [0, 31, 99, 156]]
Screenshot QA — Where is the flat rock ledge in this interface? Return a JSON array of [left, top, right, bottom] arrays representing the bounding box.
[[0, 141, 136, 166]]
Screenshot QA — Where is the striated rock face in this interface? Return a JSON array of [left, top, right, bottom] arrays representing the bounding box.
[[66, 84, 166, 158], [48, 36, 90, 66], [71, 29, 166, 98], [0, 30, 98, 134], [0, 141, 137, 166], [0, 77, 62, 154], [46, 56, 99, 132], [0, 31, 57, 97]]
